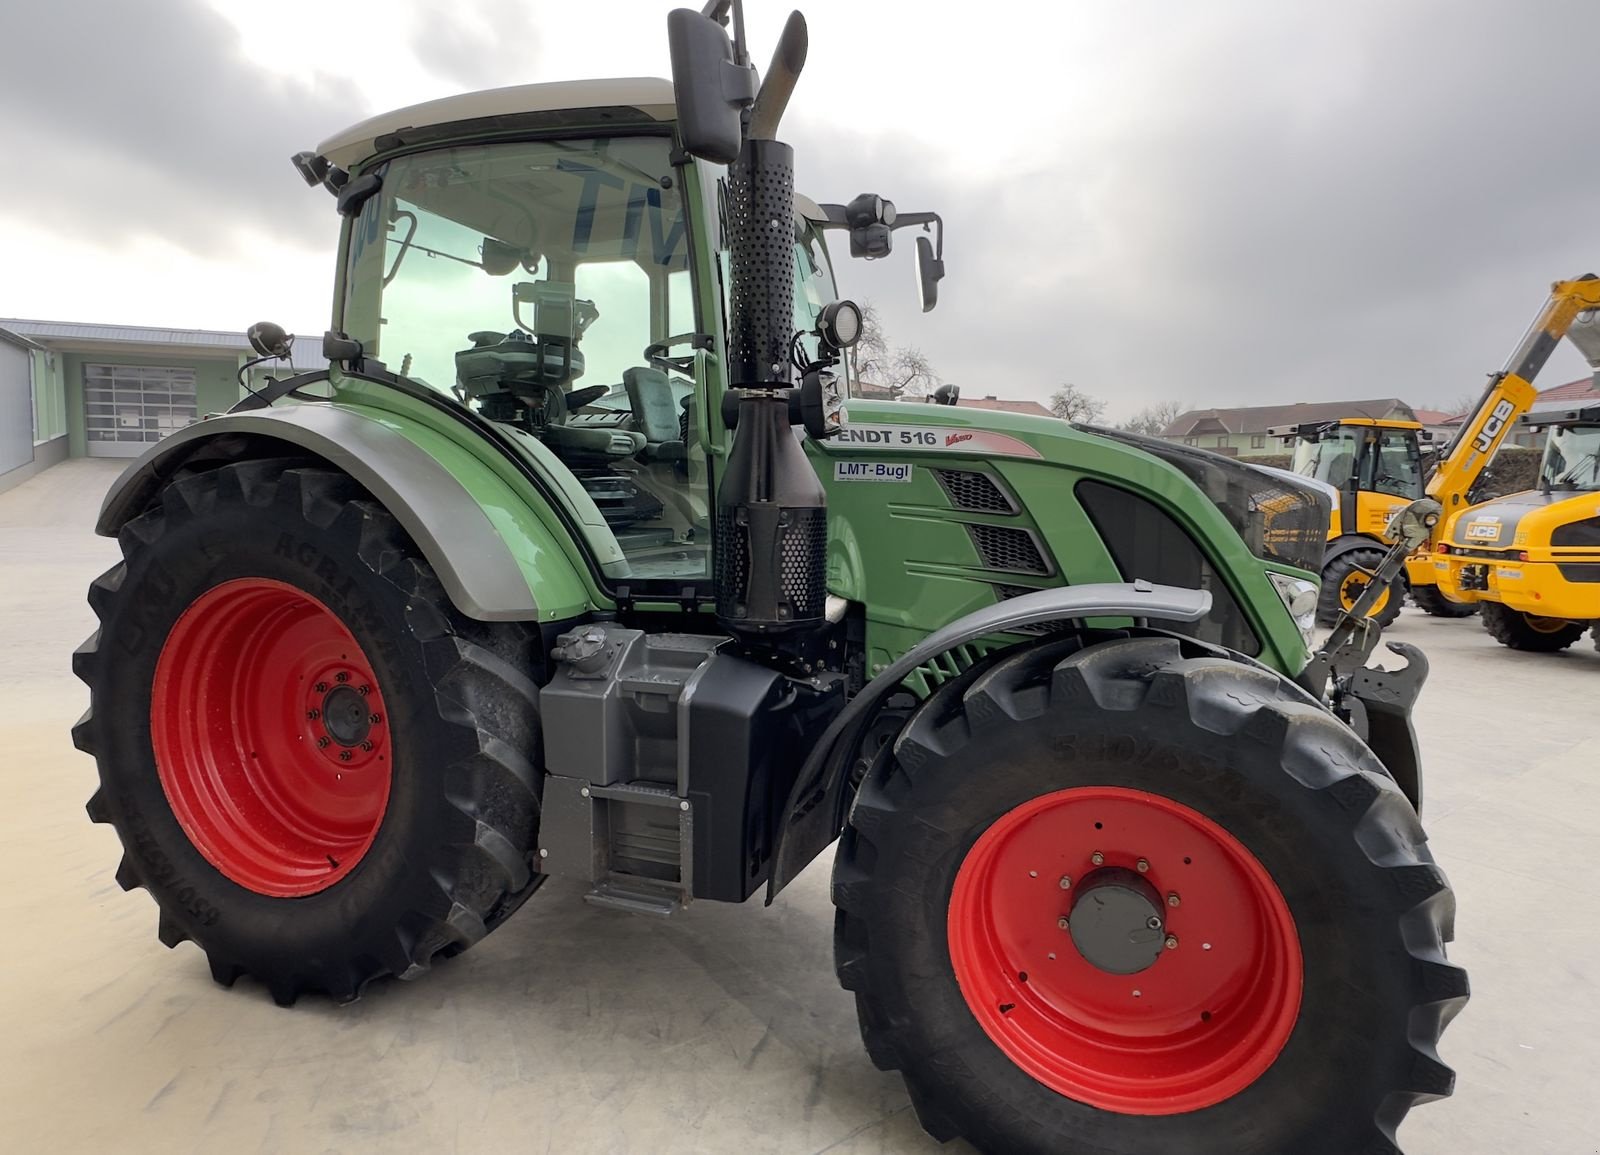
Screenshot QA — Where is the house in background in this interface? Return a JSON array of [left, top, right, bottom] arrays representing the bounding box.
[[1161, 398, 1417, 458], [0, 319, 324, 492], [1433, 375, 1600, 449]]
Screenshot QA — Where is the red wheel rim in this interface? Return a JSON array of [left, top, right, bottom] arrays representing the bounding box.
[[947, 786, 1302, 1115], [150, 578, 393, 897]]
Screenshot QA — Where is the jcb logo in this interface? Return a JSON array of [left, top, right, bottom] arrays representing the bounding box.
[[1472, 400, 1515, 453]]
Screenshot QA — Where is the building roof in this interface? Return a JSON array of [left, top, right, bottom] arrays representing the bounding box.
[[1530, 374, 1600, 412], [954, 394, 1053, 417], [1163, 398, 1413, 437], [0, 318, 327, 370], [317, 78, 677, 169], [0, 324, 42, 352], [1411, 408, 1453, 426]]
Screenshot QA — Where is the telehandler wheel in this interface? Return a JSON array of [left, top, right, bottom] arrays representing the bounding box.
[[74, 461, 544, 1005], [833, 636, 1465, 1155], [1479, 602, 1587, 652], [1409, 582, 1479, 618], [1316, 548, 1401, 628]]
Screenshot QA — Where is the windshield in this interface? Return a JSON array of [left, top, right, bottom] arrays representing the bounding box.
[[343, 136, 693, 399], [341, 135, 713, 582], [1362, 428, 1423, 499], [1541, 424, 1600, 491], [1290, 427, 1361, 488]]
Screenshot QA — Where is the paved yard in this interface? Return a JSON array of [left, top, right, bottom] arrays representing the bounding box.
[[2, 459, 1596, 1154]]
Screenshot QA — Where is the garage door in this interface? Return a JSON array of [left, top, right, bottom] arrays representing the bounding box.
[[83, 364, 198, 458], [0, 339, 32, 475]]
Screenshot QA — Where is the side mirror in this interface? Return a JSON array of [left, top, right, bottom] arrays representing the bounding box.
[[667, 8, 757, 164], [930, 383, 960, 406], [916, 235, 944, 313]]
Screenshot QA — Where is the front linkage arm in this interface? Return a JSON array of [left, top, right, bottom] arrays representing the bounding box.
[[1300, 498, 1442, 812]]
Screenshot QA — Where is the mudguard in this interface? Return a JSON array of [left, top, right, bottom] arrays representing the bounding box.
[[765, 581, 1213, 900], [1324, 532, 1388, 566], [96, 404, 588, 623]]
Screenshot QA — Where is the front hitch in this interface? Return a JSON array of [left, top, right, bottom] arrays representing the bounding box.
[[1299, 498, 1441, 812]]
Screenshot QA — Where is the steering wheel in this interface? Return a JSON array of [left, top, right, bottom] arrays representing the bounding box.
[[643, 333, 705, 378]]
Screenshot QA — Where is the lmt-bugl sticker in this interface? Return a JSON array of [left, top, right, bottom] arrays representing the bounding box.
[[835, 461, 913, 483]]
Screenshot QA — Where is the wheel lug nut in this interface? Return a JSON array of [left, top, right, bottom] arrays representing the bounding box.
[[1090, 851, 1105, 866], [1058, 917, 1070, 931], [306, 708, 320, 720], [1058, 875, 1072, 890], [1146, 915, 1163, 931], [315, 682, 329, 693], [358, 684, 371, 696], [1167, 893, 1181, 908], [1136, 858, 1150, 873], [1165, 935, 1179, 950], [369, 713, 382, 724], [360, 740, 373, 752], [339, 749, 352, 762], [316, 736, 330, 748], [335, 672, 349, 683]]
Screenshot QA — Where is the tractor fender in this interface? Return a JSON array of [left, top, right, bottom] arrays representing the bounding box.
[[96, 404, 579, 623], [766, 582, 1213, 901]]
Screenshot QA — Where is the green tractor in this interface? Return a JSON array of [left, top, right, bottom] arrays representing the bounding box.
[[74, 4, 1465, 1151]]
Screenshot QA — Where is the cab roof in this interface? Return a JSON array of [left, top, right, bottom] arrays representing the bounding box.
[[316, 78, 678, 170]]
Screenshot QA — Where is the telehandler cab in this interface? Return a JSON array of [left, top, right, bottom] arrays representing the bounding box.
[[73, 4, 1465, 1151], [1435, 403, 1600, 651], [1270, 416, 1429, 627]]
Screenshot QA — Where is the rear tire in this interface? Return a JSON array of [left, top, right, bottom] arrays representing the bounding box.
[[74, 461, 545, 1005], [1409, 582, 1479, 618], [832, 636, 1465, 1155], [1479, 602, 1587, 652], [1317, 548, 1402, 627]]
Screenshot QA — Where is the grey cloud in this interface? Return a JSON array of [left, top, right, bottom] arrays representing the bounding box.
[[0, 0, 365, 256], [795, 0, 1600, 416], [407, 0, 542, 90]]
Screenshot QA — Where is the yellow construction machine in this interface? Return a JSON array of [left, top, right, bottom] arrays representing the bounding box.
[[1272, 416, 1427, 626], [1433, 403, 1600, 651], [1279, 275, 1600, 625]]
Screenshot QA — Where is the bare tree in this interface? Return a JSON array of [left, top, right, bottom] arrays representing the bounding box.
[[850, 300, 892, 385], [889, 347, 937, 397], [1118, 399, 1185, 436], [850, 299, 941, 398], [1049, 382, 1107, 424]]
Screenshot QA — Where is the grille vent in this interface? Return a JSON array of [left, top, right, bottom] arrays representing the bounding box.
[[968, 524, 1051, 575], [934, 469, 1016, 514]]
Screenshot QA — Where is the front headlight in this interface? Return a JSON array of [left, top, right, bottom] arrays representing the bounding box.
[[1267, 572, 1319, 649]]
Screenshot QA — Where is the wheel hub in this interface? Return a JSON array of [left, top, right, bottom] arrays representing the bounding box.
[[320, 684, 372, 747], [1066, 867, 1165, 975], [946, 786, 1303, 1115]]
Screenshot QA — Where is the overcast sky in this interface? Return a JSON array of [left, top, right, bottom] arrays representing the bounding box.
[[1, 0, 1595, 420]]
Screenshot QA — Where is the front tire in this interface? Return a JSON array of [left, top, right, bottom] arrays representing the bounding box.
[[1479, 602, 1587, 652], [74, 461, 544, 1004], [1409, 582, 1479, 618], [832, 636, 1466, 1155], [1317, 548, 1402, 627]]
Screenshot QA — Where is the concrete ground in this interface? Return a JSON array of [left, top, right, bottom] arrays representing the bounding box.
[[2, 458, 1597, 1154]]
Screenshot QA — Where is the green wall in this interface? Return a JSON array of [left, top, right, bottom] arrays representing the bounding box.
[[29, 349, 66, 443], [64, 352, 242, 458]]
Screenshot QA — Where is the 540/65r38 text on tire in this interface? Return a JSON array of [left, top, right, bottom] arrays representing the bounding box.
[[832, 635, 1467, 1155]]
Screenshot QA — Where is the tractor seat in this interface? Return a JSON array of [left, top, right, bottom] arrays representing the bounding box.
[[624, 367, 687, 462]]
